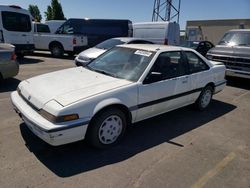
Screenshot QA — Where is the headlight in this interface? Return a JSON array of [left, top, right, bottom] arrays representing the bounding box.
[[40, 110, 79, 123], [206, 54, 213, 60]]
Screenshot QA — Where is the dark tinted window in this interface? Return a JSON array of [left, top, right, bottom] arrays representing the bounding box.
[[180, 41, 199, 49], [57, 19, 129, 36], [96, 39, 125, 49], [185, 51, 209, 73], [128, 40, 154, 44], [36, 24, 50, 33], [2, 11, 31, 32], [150, 51, 185, 81]]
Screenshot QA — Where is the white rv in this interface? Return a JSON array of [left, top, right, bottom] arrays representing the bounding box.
[[0, 5, 34, 57], [133, 22, 180, 45]]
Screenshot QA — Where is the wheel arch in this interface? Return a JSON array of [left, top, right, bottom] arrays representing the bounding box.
[[49, 41, 64, 51], [88, 99, 132, 129], [204, 82, 215, 92]]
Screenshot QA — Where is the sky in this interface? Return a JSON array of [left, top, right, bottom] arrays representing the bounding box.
[[1, 0, 249, 29]]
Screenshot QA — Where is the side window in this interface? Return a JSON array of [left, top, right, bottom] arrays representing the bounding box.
[[185, 51, 209, 73], [148, 51, 185, 82], [37, 24, 50, 33]]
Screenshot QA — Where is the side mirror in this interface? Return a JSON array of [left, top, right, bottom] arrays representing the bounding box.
[[143, 72, 162, 84]]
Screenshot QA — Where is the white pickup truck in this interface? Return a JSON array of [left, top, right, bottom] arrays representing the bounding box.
[[33, 22, 87, 57]]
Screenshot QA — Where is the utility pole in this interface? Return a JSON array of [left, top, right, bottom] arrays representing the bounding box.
[[152, 0, 181, 23]]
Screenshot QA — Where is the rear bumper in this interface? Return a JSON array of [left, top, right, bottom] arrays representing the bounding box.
[[14, 44, 34, 54], [226, 69, 250, 79], [11, 91, 89, 146]]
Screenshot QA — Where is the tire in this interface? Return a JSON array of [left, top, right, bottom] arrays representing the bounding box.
[[16, 53, 24, 59], [87, 108, 127, 149], [67, 52, 75, 57], [195, 86, 213, 111], [0, 73, 3, 84], [50, 44, 64, 57]]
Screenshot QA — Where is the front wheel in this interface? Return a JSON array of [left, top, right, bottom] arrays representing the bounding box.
[[195, 86, 213, 111], [87, 108, 127, 149]]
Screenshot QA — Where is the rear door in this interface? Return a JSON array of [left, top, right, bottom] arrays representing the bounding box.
[[1, 11, 33, 45]]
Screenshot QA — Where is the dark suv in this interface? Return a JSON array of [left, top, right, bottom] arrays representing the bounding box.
[[206, 29, 250, 79]]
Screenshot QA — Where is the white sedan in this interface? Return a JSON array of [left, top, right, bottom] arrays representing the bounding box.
[[11, 44, 226, 148]]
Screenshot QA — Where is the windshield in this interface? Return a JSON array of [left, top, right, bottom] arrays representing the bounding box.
[[218, 32, 250, 46], [87, 47, 155, 82], [96, 39, 125, 50], [180, 41, 199, 49]]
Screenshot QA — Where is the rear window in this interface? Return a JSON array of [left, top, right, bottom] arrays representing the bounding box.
[[2, 11, 31, 32], [96, 39, 125, 49]]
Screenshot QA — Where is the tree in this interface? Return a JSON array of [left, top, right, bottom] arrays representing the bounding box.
[[28, 5, 42, 22], [44, 0, 66, 21], [45, 6, 52, 21]]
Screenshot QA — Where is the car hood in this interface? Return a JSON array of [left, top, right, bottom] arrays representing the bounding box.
[[78, 47, 106, 59], [207, 45, 234, 56], [19, 67, 132, 109]]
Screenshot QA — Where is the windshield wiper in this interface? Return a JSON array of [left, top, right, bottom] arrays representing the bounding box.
[[92, 69, 117, 78]]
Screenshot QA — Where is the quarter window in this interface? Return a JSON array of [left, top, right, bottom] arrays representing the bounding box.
[[185, 51, 209, 73], [2, 11, 31, 32]]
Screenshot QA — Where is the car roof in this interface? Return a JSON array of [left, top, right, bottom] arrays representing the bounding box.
[[112, 37, 152, 43], [117, 44, 194, 52]]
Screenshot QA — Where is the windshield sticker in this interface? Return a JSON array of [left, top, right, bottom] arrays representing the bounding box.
[[135, 50, 152, 57]]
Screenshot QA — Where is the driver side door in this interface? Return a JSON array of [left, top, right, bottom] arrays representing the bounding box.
[[136, 51, 190, 122]]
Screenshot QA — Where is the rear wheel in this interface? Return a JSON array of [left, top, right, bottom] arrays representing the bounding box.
[[87, 108, 127, 149], [195, 86, 213, 111], [50, 44, 64, 57]]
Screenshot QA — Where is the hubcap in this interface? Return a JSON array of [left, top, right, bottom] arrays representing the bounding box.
[[201, 89, 212, 108], [52, 47, 61, 56], [98, 115, 123, 145]]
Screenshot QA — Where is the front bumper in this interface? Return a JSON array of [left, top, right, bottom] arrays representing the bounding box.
[[226, 69, 250, 79], [11, 91, 89, 146], [74, 57, 90, 67]]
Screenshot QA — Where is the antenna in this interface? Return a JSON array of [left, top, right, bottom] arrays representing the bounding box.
[[152, 0, 181, 23]]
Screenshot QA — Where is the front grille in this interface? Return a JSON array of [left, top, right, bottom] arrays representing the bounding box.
[[211, 55, 250, 70]]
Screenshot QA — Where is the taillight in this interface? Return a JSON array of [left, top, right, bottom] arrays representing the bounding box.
[[73, 38, 76, 45], [164, 38, 168, 45], [11, 52, 16, 61]]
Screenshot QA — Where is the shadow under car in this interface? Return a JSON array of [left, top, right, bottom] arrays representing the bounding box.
[[19, 99, 236, 177]]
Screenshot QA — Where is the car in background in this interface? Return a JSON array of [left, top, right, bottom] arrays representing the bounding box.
[[33, 22, 88, 57], [0, 43, 19, 81], [11, 44, 226, 148], [56, 18, 133, 48], [180, 40, 214, 56], [75, 37, 154, 66], [207, 29, 250, 79], [45, 20, 65, 34], [0, 5, 34, 58]]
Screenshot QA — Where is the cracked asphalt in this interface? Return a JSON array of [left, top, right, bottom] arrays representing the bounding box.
[[0, 52, 250, 188]]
